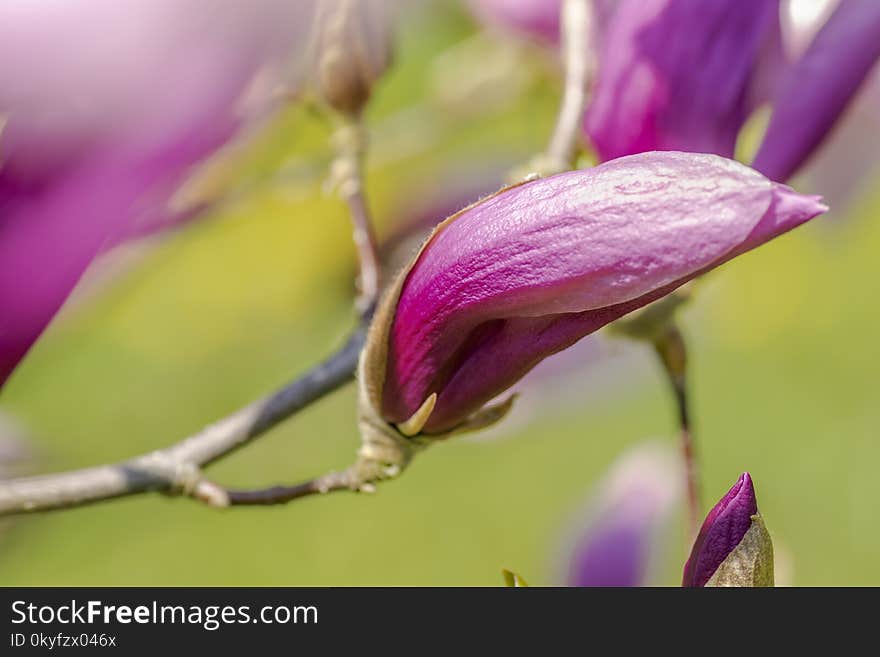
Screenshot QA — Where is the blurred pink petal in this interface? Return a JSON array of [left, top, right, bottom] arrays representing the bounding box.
[[0, 0, 315, 386], [467, 0, 563, 44]]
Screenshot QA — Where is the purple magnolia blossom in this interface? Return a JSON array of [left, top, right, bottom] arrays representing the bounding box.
[[369, 151, 825, 434], [753, 0, 880, 182], [0, 0, 315, 387], [682, 472, 773, 587], [584, 0, 782, 162], [566, 442, 681, 587]]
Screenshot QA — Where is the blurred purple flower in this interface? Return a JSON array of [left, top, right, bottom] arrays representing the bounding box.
[[466, 0, 617, 46], [753, 0, 880, 182], [582, 0, 880, 190], [584, 0, 782, 162], [0, 0, 315, 387], [774, 1, 880, 210], [682, 472, 774, 587], [565, 442, 682, 587], [466, 0, 563, 44], [362, 151, 825, 434]]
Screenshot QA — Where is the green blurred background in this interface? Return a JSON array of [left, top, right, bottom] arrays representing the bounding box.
[[1, 3, 878, 586]]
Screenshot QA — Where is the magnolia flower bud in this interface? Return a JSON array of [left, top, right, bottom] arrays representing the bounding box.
[[683, 472, 775, 587], [349, 152, 825, 488], [310, 0, 392, 116], [0, 0, 314, 388]]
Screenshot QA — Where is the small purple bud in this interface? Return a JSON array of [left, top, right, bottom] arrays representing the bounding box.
[[359, 151, 826, 436], [683, 472, 774, 587]]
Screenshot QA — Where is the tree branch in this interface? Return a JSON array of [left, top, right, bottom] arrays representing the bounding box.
[[542, 0, 593, 173], [0, 323, 367, 516], [332, 118, 381, 315]]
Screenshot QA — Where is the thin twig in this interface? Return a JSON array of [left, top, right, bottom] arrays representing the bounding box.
[[653, 325, 701, 537], [543, 0, 593, 173], [223, 470, 355, 506], [332, 117, 381, 314], [0, 323, 367, 516]]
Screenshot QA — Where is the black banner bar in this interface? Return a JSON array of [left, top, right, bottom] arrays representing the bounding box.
[[0, 587, 868, 654]]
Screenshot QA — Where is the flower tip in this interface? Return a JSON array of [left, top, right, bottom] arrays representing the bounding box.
[[773, 184, 829, 223], [803, 193, 829, 218], [705, 471, 758, 531], [741, 185, 827, 254], [736, 471, 756, 506]]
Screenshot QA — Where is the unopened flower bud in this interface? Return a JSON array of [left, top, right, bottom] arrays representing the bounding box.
[[310, 0, 392, 116], [359, 152, 824, 439], [682, 472, 774, 587], [348, 153, 824, 491]]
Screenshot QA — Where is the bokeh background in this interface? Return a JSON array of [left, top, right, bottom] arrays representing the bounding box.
[[1, 2, 878, 586]]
